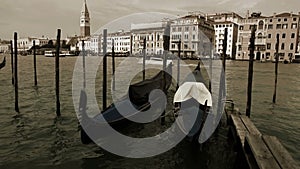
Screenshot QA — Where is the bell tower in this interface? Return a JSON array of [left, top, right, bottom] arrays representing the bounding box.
[[80, 0, 90, 37]]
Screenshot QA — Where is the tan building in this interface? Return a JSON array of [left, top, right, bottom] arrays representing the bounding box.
[[236, 12, 268, 60], [170, 12, 215, 59], [265, 12, 300, 62], [236, 12, 300, 62]]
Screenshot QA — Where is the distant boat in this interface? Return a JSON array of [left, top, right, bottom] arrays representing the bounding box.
[[0, 57, 6, 69], [138, 57, 173, 66], [45, 50, 66, 57]]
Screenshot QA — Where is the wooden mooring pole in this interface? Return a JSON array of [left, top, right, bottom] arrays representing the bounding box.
[[246, 26, 256, 117], [273, 34, 279, 103], [103, 29, 107, 110], [112, 39, 115, 91], [55, 29, 61, 117], [33, 40, 37, 86], [177, 41, 181, 89], [82, 40, 86, 89], [217, 28, 227, 115], [222, 28, 228, 71], [14, 32, 19, 113], [10, 40, 14, 85], [143, 38, 146, 81]]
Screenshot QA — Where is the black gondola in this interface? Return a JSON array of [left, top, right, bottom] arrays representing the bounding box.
[[80, 64, 173, 144], [0, 57, 6, 70]]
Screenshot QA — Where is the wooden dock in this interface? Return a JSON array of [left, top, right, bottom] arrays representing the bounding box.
[[226, 106, 299, 169]]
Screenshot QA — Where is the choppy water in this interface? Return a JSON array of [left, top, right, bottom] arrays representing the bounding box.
[[0, 55, 299, 168]]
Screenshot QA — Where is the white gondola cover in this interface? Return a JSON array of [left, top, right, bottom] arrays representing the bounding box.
[[173, 82, 212, 106]]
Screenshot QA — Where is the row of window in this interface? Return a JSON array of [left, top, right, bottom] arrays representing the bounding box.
[[172, 26, 197, 32], [215, 24, 233, 28], [269, 17, 297, 23], [240, 23, 298, 30], [266, 43, 295, 50], [133, 42, 161, 48], [133, 34, 162, 41], [267, 33, 295, 39]]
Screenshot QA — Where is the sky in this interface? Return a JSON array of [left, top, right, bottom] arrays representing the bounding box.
[[1, 0, 300, 40]]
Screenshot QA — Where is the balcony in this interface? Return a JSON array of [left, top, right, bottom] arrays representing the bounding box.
[[255, 39, 266, 45]]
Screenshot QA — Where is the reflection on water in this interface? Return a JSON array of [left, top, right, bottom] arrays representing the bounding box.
[[0, 55, 299, 168]]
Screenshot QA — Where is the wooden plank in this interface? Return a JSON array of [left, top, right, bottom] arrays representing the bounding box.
[[231, 114, 248, 145], [263, 135, 299, 169], [231, 114, 247, 131], [246, 134, 281, 169], [241, 115, 262, 136]]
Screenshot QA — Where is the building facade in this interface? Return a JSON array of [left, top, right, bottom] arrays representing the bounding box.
[[131, 21, 169, 56], [265, 12, 300, 62], [236, 12, 300, 62], [208, 12, 242, 59], [169, 13, 215, 59], [106, 31, 131, 54], [236, 12, 268, 60]]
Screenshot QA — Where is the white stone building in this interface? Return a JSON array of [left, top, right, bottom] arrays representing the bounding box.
[[208, 12, 242, 59], [131, 21, 169, 56]]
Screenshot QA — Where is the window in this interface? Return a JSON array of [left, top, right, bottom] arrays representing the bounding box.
[[293, 18, 297, 21], [276, 24, 281, 29], [258, 20, 264, 29], [239, 26, 244, 30], [282, 33, 286, 38], [185, 27, 189, 31], [291, 23, 297, 29], [284, 18, 287, 22], [268, 34, 272, 38], [290, 43, 294, 50], [193, 35, 195, 40], [282, 24, 288, 29], [268, 24, 273, 29], [278, 18, 281, 22], [281, 43, 285, 50], [172, 27, 176, 32], [178, 27, 182, 31], [270, 19, 273, 22], [267, 43, 271, 49], [291, 33, 295, 38]]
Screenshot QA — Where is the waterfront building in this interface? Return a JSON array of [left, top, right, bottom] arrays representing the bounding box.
[[265, 12, 300, 62], [131, 21, 169, 56], [236, 12, 268, 61], [13, 37, 49, 51], [0, 43, 10, 53], [236, 11, 300, 62], [208, 13, 242, 59], [169, 12, 215, 59], [90, 34, 101, 55], [80, 0, 91, 37], [105, 30, 131, 54]]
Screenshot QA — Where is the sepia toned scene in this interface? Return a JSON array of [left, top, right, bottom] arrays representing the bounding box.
[[0, 0, 299, 169]]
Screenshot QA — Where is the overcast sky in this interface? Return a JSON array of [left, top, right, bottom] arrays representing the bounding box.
[[1, 0, 300, 40]]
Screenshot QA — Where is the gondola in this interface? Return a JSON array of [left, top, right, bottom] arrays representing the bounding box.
[[173, 63, 212, 143], [80, 63, 173, 144], [0, 57, 6, 70]]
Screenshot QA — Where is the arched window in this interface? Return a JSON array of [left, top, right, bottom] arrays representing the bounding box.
[[258, 20, 264, 29], [257, 33, 263, 39]]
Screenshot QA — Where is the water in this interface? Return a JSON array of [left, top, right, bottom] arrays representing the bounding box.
[[0, 55, 299, 168]]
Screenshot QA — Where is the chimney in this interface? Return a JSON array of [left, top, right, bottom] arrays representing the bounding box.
[[273, 13, 276, 17]]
